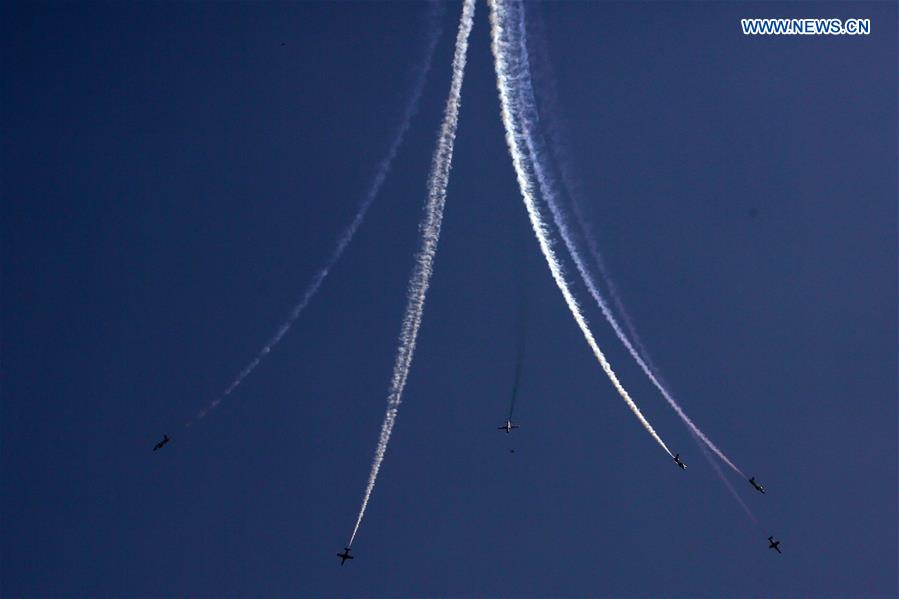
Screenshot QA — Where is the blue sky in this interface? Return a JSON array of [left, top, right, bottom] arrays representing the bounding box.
[[2, 1, 896, 597]]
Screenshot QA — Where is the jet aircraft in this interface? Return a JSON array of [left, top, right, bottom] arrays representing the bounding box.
[[749, 476, 766, 494], [337, 547, 354, 565], [673, 453, 687, 470], [497, 420, 519, 434], [153, 435, 171, 451], [768, 536, 781, 554]]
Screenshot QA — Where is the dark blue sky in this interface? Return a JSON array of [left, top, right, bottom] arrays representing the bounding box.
[[2, 2, 896, 597]]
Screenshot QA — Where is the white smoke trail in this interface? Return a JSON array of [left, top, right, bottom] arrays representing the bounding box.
[[522, 4, 667, 385], [509, 4, 747, 479], [347, 0, 476, 547], [489, 0, 673, 457], [189, 6, 444, 425]]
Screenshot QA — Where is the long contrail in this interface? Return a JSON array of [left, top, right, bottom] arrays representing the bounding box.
[[522, 3, 665, 383], [509, 4, 747, 479], [489, 0, 673, 457], [189, 5, 444, 424], [348, 0, 476, 547]]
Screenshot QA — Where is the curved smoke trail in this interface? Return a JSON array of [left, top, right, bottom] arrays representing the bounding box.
[[348, 0, 476, 547], [190, 5, 444, 424], [523, 4, 667, 386], [511, 4, 747, 479], [489, 0, 673, 457]]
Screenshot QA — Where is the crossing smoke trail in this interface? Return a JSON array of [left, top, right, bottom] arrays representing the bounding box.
[[489, 0, 673, 457], [347, 0, 476, 547], [509, 4, 747, 480], [189, 5, 444, 425]]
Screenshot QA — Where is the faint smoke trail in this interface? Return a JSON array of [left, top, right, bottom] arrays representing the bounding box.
[[189, 6, 444, 425], [489, 0, 673, 457], [507, 273, 528, 421], [348, 0, 476, 547], [693, 430, 757, 522], [512, 5, 747, 479]]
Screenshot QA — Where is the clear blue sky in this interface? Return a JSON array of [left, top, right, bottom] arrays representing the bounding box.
[[2, 2, 896, 597]]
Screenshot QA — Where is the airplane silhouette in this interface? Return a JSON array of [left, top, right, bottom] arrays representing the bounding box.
[[497, 420, 519, 434], [673, 453, 687, 470], [337, 547, 354, 565], [768, 536, 781, 554], [152, 435, 170, 451], [749, 476, 766, 494]]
